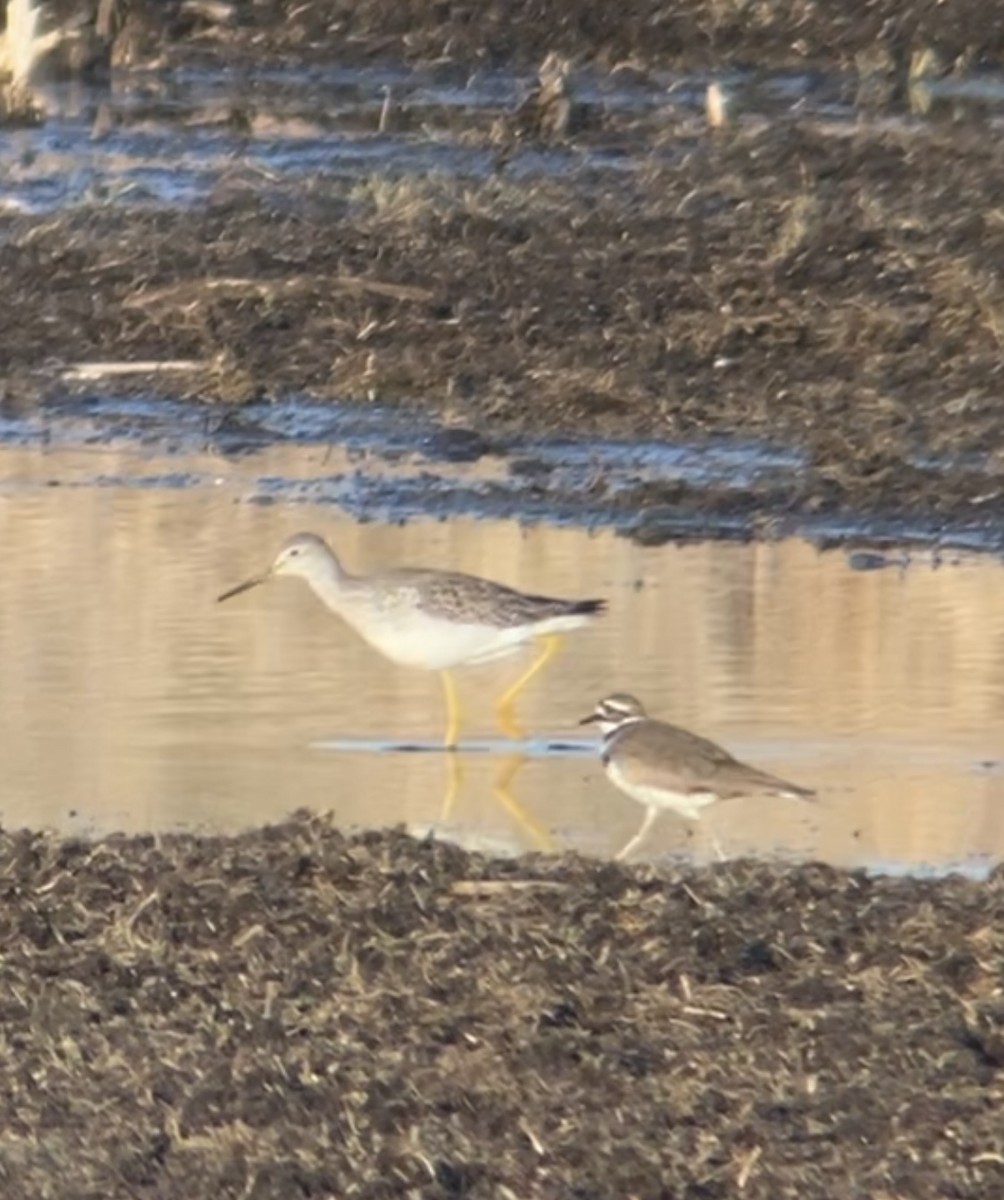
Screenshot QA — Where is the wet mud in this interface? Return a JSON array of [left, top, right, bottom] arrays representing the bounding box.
[[2, 50, 1004, 542], [34, 0, 1004, 74], [2, 814, 1004, 1199], [5, 112, 1004, 545]]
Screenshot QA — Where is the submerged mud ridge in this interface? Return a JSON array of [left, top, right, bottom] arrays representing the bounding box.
[[1, 813, 1003, 1199], [4, 106, 1004, 540]]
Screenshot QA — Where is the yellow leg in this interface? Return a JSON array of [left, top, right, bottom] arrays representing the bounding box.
[[440, 753, 464, 822], [491, 754, 553, 851], [440, 669, 461, 750], [494, 634, 563, 740]]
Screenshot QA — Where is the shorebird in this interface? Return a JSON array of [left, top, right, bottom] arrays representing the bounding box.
[[219, 532, 605, 748], [581, 693, 815, 861]]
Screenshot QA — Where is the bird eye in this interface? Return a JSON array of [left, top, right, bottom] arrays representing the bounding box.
[[289, 548, 300, 557]]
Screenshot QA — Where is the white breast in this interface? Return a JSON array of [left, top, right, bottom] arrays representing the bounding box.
[[343, 608, 536, 670], [606, 759, 720, 822]]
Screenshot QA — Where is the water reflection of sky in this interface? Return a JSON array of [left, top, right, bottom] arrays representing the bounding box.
[[0, 437, 999, 877]]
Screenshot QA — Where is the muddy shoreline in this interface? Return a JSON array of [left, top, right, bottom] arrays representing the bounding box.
[[1, 814, 1002, 1200], [5, 109, 1004, 546], [0, 8, 1001, 544], [84, 0, 1004, 73]]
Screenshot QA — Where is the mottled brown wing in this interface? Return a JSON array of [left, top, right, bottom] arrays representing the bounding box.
[[396, 568, 604, 627], [608, 720, 814, 800]]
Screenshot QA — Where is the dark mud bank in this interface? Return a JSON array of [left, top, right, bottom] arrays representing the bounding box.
[[15, 393, 1002, 553], [3, 12, 1004, 547], [39, 0, 1004, 73], [2, 814, 1003, 1199], [6, 106, 1004, 549]]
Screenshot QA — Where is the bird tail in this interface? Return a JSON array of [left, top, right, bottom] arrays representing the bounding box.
[[739, 764, 815, 801], [773, 778, 816, 802], [569, 598, 607, 616]]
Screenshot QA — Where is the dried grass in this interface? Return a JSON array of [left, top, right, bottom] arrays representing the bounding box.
[[0, 813, 1003, 1198], [3, 92, 1004, 522], [141, 0, 1004, 73]]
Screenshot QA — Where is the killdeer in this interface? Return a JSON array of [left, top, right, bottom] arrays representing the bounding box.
[[581, 693, 815, 861], [219, 532, 605, 748]]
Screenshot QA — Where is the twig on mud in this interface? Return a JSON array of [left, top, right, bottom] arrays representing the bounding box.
[[126, 273, 433, 310], [520, 1118, 547, 1156], [736, 1145, 762, 1189], [450, 879, 568, 897], [126, 889, 160, 927], [61, 360, 204, 380], [681, 1004, 729, 1021], [681, 882, 707, 909]]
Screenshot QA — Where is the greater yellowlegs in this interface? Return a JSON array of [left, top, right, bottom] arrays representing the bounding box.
[[219, 532, 606, 747], [581, 693, 815, 861]]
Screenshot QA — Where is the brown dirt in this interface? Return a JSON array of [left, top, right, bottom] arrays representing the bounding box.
[[76, 0, 1004, 72], [4, 112, 1004, 537], [0, 4, 1001, 538], [1, 813, 1003, 1199]]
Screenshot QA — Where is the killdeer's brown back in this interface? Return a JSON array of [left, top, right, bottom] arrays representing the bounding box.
[[605, 717, 815, 802]]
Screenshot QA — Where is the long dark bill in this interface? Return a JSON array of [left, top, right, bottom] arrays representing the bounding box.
[[578, 712, 603, 726], [217, 575, 268, 603]]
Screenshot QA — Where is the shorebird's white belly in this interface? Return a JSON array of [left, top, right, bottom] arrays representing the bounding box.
[[341, 607, 589, 671], [607, 760, 719, 822]]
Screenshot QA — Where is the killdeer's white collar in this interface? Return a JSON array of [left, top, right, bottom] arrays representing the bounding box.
[[579, 692, 649, 738]]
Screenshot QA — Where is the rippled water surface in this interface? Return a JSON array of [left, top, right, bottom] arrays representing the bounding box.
[[0, 438, 1000, 875]]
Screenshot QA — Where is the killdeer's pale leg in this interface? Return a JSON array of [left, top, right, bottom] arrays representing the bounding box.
[[582, 693, 815, 864], [615, 804, 660, 862], [615, 805, 725, 862], [219, 532, 605, 749]]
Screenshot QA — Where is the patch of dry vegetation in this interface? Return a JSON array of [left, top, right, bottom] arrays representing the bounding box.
[[0, 813, 1003, 1198], [2, 111, 1004, 525], [131, 0, 1004, 72]]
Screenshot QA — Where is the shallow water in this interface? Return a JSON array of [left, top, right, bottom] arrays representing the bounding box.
[[2, 62, 1002, 212], [0, 438, 1000, 875], [4, 392, 996, 552]]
